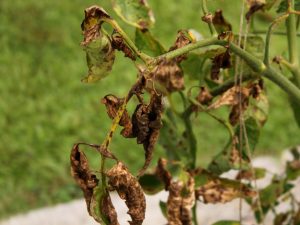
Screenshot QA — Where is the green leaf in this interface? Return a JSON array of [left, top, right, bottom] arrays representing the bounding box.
[[212, 221, 241, 225], [289, 96, 300, 127], [159, 201, 167, 218], [139, 173, 164, 195], [135, 29, 165, 56], [246, 93, 269, 127], [112, 0, 155, 29], [277, 0, 300, 13]]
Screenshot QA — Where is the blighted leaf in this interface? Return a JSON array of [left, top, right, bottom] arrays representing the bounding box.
[[112, 32, 136, 60], [107, 162, 146, 225], [169, 30, 193, 63], [236, 167, 266, 180], [212, 10, 232, 34], [212, 221, 240, 225], [167, 181, 184, 225], [277, 0, 300, 13], [180, 177, 195, 225], [70, 143, 99, 215], [195, 176, 256, 204], [246, 0, 266, 22], [131, 93, 163, 176], [155, 158, 173, 190], [149, 59, 185, 94], [135, 29, 165, 56], [112, 0, 155, 29], [81, 6, 115, 83], [101, 94, 132, 137], [211, 49, 231, 80]]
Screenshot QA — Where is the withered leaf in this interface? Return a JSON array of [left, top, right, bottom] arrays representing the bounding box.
[[149, 59, 185, 94], [196, 86, 213, 105], [211, 49, 231, 80], [81, 6, 115, 83], [212, 10, 232, 34], [155, 158, 172, 190], [246, 0, 265, 22], [169, 30, 193, 63], [107, 162, 146, 225], [101, 191, 120, 225], [101, 94, 133, 138], [70, 143, 99, 215], [167, 181, 184, 225], [131, 93, 163, 177], [180, 177, 195, 225], [112, 31, 136, 60]]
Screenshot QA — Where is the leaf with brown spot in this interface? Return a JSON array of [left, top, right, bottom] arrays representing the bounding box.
[[100, 191, 120, 225], [169, 30, 193, 63], [149, 59, 185, 94], [107, 162, 146, 225], [81, 6, 115, 83], [155, 158, 172, 190], [70, 143, 99, 215], [246, 0, 266, 22], [167, 181, 184, 225], [112, 31, 136, 60], [196, 86, 213, 105], [211, 49, 231, 80], [101, 94, 133, 138], [212, 10, 232, 34], [180, 177, 195, 225], [131, 94, 163, 176]]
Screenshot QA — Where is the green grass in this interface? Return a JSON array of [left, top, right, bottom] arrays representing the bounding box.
[[0, 0, 299, 219]]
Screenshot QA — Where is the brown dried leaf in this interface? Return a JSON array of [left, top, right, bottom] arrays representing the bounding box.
[[101, 94, 133, 138], [81, 6, 111, 46], [180, 177, 195, 225], [167, 181, 184, 225], [196, 86, 213, 105], [211, 49, 231, 80], [169, 30, 193, 63], [112, 32, 136, 61], [131, 94, 163, 177], [101, 192, 120, 225], [70, 144, 99, 214], [212, 10, 232, 34], [155, 158, 172, 190], [150, 59, 185, 94], [195, 178, 256, 204], [107, 162, 146, 225], [246, 0, 265, 22]]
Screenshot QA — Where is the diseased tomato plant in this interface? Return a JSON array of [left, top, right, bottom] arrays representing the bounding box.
[[70, 0, 300, 224]]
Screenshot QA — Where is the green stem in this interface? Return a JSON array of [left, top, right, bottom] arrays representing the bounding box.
[[286, 0, 300, 86], [104, 19, 152, 64], [200, 0, 217, 36], [252, 30, 300, 37]]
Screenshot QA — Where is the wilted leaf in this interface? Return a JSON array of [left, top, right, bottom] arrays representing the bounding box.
[[107, 162, 146, 225], [81, 6, 115, 83], [196, 86, 213, 105], [212, 10, 232, 34], [131, 93, 163, 176], [236, 167, 266, 180], [70, 143, 99, 215], [112, 0, 155, 29], [277, 0, 300, 13], [180, 177, 195, 225], [149, 59, 185, 94], [246, 0, 266, 22], [212, 221, 240, 225], [112, 32, 136, 60], [169, 30, 193, 63], [211, 49, 231, 80], [167, 181, 184, 225], [101, 94, 132, 137], [135, 29, 165, 56]]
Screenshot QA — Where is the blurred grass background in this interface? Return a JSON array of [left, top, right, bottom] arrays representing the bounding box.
[[0, 0, 299, 219]]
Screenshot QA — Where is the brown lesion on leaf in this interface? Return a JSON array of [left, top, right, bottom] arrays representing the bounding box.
[[101, 192, 120, 225], [155, 158, 172, 190], [246, 0, 266, 22], [107, 162, 146, 225], [211, 48, 231, 81], [112, 31, 136, 61], [169, 30, 193, 63], [196, 86, 213, 105], [81, 5, 111, 46], [212, 10, 232, 34], [167, 181, 184, 225], [70, 143, 99, 215]]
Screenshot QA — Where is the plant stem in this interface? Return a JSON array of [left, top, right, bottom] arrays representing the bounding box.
[[200, 0, 217, 36], [104, 19, 152, 64], [253, 30, 300, 37], [286, 0, 300, 86]]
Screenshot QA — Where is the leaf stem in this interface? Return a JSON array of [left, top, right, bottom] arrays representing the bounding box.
[[200, 0, 217, 36]]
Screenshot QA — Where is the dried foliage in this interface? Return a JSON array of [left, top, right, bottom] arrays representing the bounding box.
[[112, 32, 136, 60], [167, 181, 184, 225], [107, 162, 146, 225], [100, 192, 120, 225], [211, 49, 231, 80]]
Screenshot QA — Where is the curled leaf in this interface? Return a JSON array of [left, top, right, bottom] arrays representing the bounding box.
[[169, 30, 193, 63], [180, 177, 195, 225], [101, 94, 133, 138], [212, 10, 232, 34], [100, 191, 120, 225], [149, 59, 185, 94], [132, 94, 163, 176], [81, 6, 115, 83], [196, 86, 213, 105], [167, 181, 184, 225], [211, 49, 231, 80], [156, 158, 172, 190], [70, 143, 99, 215], [246, 0, 265, 22], [112, 0, 155, 30], [112, 31, 136, 60], [107, 162, 146, 225]]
